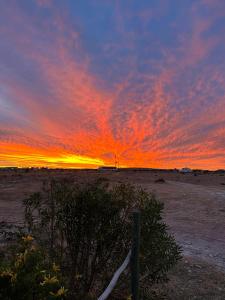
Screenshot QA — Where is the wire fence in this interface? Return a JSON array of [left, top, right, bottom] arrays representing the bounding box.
[[98, 250, 131, 300]]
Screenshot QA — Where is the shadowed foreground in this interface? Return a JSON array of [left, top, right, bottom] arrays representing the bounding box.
[[0, 169, 225, 299]]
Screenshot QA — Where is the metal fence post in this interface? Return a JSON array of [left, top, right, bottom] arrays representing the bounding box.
[[131, 209, 141, 300]]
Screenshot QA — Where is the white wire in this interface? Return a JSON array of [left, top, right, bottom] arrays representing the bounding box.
[[98, 250, 131, 300]]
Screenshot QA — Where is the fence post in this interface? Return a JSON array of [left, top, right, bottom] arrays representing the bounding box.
[[131, 209, 141, 300]]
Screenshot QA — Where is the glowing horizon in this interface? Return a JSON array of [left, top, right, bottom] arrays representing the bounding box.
[[0, 1, 225, 170]]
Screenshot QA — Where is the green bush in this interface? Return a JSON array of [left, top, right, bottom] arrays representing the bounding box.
[[0, 236, 67, 300], [2, 179, 181, 299]]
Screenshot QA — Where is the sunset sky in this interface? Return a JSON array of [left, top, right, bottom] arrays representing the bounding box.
[[0, 0, 225, 169]]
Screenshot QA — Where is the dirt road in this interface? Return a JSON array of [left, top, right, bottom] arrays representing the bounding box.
[[143, 181, 225, 271]]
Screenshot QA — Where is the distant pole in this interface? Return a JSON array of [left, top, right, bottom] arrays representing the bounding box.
[[131, 210, 141, 300], [114, 154, 117, 168]]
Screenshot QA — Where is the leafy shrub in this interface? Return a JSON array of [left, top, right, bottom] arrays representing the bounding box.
[[58, 180, 133, 298], [21, 179, 182, 299], [0, 179, 181, 299], [0, 235, 67, 300]]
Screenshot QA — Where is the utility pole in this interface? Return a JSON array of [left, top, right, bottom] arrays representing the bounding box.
[[114, 154, 119, 169]]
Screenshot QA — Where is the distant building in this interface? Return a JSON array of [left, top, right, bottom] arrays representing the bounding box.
[[179, 167, 192, 173], [98, 166, 118, 172]]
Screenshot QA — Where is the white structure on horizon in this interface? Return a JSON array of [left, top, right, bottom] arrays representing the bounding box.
[[179, 167, 192, 173]]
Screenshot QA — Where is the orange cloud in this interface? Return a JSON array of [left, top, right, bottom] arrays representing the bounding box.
[[0, 1, 225, 170]]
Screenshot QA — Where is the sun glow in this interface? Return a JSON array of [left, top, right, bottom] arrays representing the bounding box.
[[46, 154, 104, 167], [0, 153, 104, 169], [0, 143, 104, 168]]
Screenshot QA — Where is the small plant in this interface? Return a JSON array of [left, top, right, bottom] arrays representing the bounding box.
[[154, 178, 166, 183], [0, 235, 67, 300]]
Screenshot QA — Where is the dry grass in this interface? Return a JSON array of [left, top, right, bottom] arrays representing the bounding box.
[[155, 257, 225, 300]]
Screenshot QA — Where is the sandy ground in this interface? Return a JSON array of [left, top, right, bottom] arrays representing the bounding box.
[[0, 169, 225, 299], [145, 180, 225, 271]]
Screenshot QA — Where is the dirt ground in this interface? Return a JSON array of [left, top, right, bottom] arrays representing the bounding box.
[[0, 168, 225, 299]]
